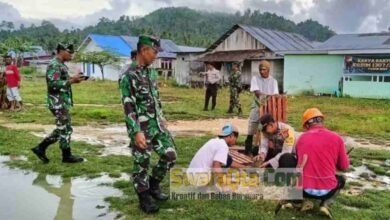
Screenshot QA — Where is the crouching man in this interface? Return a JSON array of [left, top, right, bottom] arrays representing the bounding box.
[[253, 114, 297, 169], [296, 108, 349, 218], [188, 123, 246, 187]]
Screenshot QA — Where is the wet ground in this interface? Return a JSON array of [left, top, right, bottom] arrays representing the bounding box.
[[0, 156, 127, 220], [2, 118, 389, 157], [1, 119, 390, 218]]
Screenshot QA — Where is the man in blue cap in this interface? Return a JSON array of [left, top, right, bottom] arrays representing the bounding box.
[[189, 123, 246, 171]]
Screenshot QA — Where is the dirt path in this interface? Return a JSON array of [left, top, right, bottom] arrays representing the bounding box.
[[0, 118, 248, 156]]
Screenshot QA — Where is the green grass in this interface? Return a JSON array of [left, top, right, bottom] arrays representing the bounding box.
[[2, 77, 389, 139], [1, 126, 390, 219], [1, 77, 390, 219]]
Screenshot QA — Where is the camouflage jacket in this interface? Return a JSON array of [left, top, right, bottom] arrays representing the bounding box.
[[229, 71, 241, 90], [119, 61, 165, 138], [46, 58, 73, 110]]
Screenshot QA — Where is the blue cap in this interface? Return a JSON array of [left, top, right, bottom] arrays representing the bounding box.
[[218, 123, 239, 137]]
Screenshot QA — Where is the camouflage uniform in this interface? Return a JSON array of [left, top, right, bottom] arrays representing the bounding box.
[[228, 70, 242, 113], [42, 58, 73, 150], [120, 61, 176, 193], [0, 70, 7, 109]]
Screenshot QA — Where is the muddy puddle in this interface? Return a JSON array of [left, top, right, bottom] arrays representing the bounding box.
[[24, 118, 249, 156], [344, 163, 390, 196], [0, 156, 128, 220]]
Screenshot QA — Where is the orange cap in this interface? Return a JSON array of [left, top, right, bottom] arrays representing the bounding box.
[[302, 108, 324, 127]]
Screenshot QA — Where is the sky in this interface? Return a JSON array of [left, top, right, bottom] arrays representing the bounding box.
[[0, 0, 389, 33]]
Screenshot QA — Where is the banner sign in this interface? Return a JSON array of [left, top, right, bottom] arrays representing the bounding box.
[[344, 55, 390, 74]]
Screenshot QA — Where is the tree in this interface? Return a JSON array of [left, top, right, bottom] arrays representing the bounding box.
[[73, 51, 120, 81], [3, 37, 36, 66]]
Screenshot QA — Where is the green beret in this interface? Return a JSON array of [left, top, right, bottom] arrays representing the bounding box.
[[57, 43, 74, 53], [138, 35, 162, 51], [232, 61, 241, 66]]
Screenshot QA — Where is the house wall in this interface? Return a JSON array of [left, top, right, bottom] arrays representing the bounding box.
[[284, 54, 344, 95], [175, 53, 204, 85], [344, 81, 390, 99]]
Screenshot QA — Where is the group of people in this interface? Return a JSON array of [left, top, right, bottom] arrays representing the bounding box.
[[0, 55, 23, 111], [202, 61, 242, 115], [31, 36, 176, 214], [191, 58, 350, 218], [28, 34, 349, 218]]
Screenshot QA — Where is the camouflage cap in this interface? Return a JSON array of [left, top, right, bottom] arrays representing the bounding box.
[[57, 43, 74, 53], [232, 61, 241, 67], [138, 35, 162, 51]]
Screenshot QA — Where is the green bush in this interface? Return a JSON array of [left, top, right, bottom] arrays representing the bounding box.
[[20, 66, 37, 75]]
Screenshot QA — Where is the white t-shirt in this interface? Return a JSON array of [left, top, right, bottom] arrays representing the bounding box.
[[250, 75, 279, 95], [206, 69, 222, 84], [188, 138, 229, 170]]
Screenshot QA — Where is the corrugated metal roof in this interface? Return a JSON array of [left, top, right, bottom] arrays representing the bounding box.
[[316, 32, 390, 50], [177, 45, 206, 53], [89, 34, 131, 56], [206, 24, 314, 52], [9, 46, 50, 59], [197, 50, 264, 62]]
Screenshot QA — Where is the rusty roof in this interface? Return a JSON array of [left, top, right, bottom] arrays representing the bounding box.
[[196, 50, 264, 62]]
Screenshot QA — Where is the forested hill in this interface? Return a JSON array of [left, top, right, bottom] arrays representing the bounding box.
[[0, 7, 335, 51]]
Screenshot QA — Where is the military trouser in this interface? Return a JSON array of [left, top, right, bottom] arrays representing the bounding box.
[[131, 130, 177, 193], [229, 88, 241, 112], [0, 77, 7, 109], [41, 108, 73, 150]]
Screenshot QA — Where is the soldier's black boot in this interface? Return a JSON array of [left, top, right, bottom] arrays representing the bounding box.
[[137, 191, 159, 213], [244, 135, 253, 155], [149, 176, 169, 201], [62, 148, 84, 163], [31, 139, 52, 163]]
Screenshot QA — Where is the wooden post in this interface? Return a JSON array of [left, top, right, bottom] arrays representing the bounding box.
[[277, 96, 282, 122], [282, 96, 287, 122]]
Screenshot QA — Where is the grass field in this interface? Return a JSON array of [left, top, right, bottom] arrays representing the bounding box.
[[0, 76, 390, 219], [2, 77, 390, 138]]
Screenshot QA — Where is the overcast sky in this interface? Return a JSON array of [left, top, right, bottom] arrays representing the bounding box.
[[0, 0, 389, 33]]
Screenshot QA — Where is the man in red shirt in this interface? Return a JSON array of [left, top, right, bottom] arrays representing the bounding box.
[[296, 108, 349, 218], [4, 55, 22, 111]]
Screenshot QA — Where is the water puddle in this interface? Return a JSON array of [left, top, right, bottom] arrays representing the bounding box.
[[344, 164, 390, 196], [344, 136, 390, 151], [0, 156, 128, 220]]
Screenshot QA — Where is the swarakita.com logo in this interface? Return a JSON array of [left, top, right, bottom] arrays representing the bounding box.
[[169, 168, 303, 200]]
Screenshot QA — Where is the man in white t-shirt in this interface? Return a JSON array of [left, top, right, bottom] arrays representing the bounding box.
[[244, 60, 279, 155], [188, 123, 246, 184]]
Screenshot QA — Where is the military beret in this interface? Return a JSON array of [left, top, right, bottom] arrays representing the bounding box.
[[57, 43, 74, 53], [232, 61, 241, 66], [138, 35, 162, 51]]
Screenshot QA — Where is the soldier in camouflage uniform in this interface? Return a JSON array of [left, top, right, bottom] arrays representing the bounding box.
[[31, 43, 85, 164], [227, 62, 242, 115], [119, 35, 176, 214], [0, 65, 7, 109]]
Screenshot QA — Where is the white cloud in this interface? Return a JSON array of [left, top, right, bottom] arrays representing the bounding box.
[[1, 0, 111, 19], [0, 0, 389, 33]]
